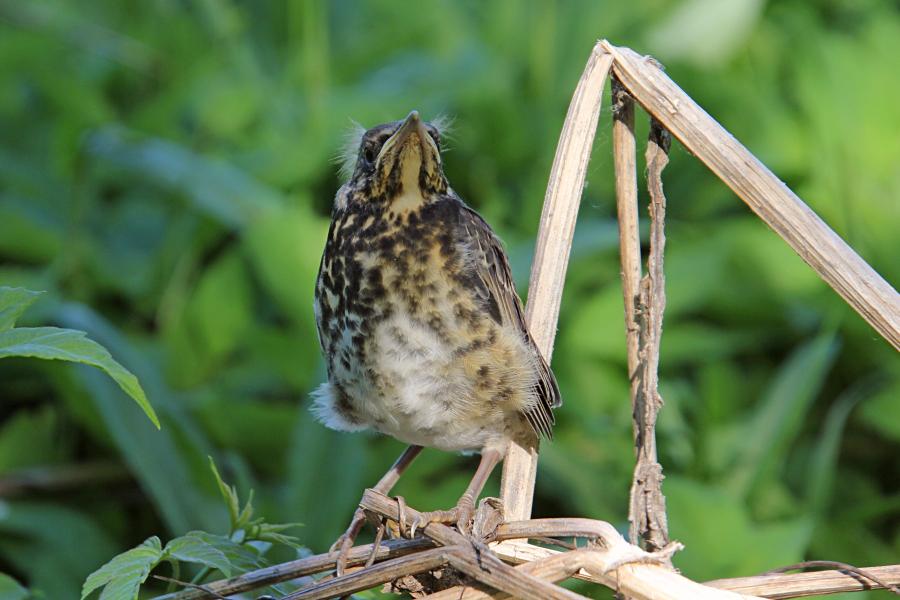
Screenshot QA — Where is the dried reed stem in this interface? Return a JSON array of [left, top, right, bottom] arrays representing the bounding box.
[[601, 40, 900, 350], [612, 76, 643, 404], [706, 563, 900, 598], [626, 119, 672, 552], [157, 538, 433, 600], [500, 44, 614, 522]]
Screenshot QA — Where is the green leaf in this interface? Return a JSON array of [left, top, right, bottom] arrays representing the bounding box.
[[163, 532, 232, 577], [234, 488, 255, 530], [667, 477, 811, 580], [806, 384, 869, 518], [0, 406, 58, 474], [0, 502, 119, 600], [0, 573, 29, 600], [208, 457, 241, 529], [728, 331, 839, 496], [0, 287, 43, 331], [164, 250, 252, 386], [0, 326, 159, 429], [858, 381, 900, 442], [86, 126, 282, 229], [59, 305, 222, 534], [81, 537, 162, 600], [175, 531, 263, 572], [255, 521, 304, 550]]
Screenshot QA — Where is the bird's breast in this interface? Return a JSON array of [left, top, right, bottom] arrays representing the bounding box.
[[314, 201, 538, 450]]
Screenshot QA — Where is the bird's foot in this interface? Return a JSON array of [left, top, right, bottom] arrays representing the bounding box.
[[329, 507, 368, 577], [409, 496, 476, 538]]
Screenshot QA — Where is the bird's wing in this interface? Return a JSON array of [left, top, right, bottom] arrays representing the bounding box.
[[459, 204, 561, 440]]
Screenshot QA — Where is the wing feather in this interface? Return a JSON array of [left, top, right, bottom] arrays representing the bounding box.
[[459, 204, 561, 439]]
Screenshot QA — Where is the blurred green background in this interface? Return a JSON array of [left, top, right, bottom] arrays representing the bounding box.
[[1, 0, 898, 598]]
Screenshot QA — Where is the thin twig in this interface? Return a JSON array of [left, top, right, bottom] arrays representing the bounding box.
[[154, 537, 433, 600], [150, 575, 229, 600], [281, 547, 451, 600]]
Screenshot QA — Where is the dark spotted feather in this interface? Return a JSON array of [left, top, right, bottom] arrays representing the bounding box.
[[458, 203, 561, 439]]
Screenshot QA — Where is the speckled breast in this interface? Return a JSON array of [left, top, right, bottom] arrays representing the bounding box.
[[313, 198, 537, 451]]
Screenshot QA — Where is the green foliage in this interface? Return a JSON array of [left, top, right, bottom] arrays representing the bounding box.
[[81, 460, 300, 599], [0, 574, 30, 600], [1, 1, 898, 598], [0, 288, 158, 428], [80, 537, 162, 600]]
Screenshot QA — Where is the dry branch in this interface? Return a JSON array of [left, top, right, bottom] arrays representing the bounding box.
[[706, 564, 900, 598], [626, 118, 672, 553], [601, 40, 900, 350], [156, 538, 433, 600], [500, 45, 614, 522], [360, 490, 765, 600], [281, 547, 450, 600], [360, 491, 594, 600], [611, 77, 642, 396]]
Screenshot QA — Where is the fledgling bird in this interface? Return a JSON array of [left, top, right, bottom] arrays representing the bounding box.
[[312, 111, 560, 568]]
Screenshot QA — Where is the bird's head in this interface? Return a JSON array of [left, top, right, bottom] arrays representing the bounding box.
[[337, 111, 450, 208]]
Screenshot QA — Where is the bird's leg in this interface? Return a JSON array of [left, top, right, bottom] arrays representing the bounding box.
[[330, 444, 423, 576], [410, 448, 502, 537]]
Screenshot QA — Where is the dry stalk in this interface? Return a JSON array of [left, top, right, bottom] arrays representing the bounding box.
[[601, 40, 900, 350], [706, 563, 900, 598], [500, 45, 615, 522], [625, 118, 672, 553], [361, 490, 763, 600], [156, 538, 433, 600], [611, 77, 642, 397], [280, 547, 451, 600]]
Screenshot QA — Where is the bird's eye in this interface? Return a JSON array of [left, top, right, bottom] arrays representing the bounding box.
[[428, 130, 440, 148], [363, 145, 375, 164]]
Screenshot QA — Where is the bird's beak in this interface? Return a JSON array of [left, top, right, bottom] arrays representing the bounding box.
[[376, 110, 441, 194], [378, 110, 434, 161]]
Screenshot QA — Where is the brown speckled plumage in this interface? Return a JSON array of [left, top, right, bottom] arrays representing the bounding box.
[[312, 111, 560, 457]]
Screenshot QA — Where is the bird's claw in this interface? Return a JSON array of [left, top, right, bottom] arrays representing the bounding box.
[[330, 507, 367, 577], [407, 498, 476, 538]]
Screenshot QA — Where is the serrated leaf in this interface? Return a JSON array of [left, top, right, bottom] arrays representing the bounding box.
[[81, 537, 162, 600], [178, 532, 263, 572], [0, 326, 159, 429], [254, 521, 303, 549], [0, 287, 43, 332], [256, 531, 304, 550], [163, 532, 232, 577], [0, 573, 29, 600]]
